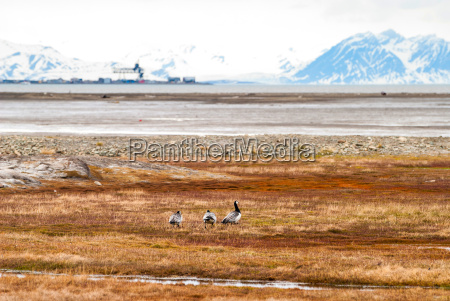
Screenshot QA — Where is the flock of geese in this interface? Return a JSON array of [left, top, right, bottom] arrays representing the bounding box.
[[169, 200, 241, 228]]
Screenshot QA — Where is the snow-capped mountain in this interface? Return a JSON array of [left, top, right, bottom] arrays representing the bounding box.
[[0, 30, 449, 84], [291, 30, 450, 84], [0, 39, 116, 80], [0, 39, 296, 82]]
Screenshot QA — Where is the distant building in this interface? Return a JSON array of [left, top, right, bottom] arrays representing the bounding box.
[[71, 78, 83, 84], [183, 77, 196, 83], [113, 62, 144, 80], [168, 77, 181, 83], [98, 77, 111, 84], [48, 78, 64, 84]]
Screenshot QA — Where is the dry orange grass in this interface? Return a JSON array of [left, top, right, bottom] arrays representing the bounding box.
[[0, 190, 448, 287]]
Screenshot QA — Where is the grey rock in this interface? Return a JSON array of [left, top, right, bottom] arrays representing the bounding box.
[[3, 179, 25, 185], [0, 170, 41, 185], [52, 162, 66, 170], [35, 164, 49, 171]]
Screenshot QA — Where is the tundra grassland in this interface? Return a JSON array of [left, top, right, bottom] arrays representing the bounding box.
[[0, 155, 449, 300]]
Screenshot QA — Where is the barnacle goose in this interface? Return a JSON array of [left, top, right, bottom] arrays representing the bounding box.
[[169, 211, 182, 227], [203, 210, 217, 228], [221, 201, 241, 225]]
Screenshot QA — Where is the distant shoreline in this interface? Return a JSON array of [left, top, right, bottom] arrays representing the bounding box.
[[1, 83, 450, 94], [1, 92, 450, 102]]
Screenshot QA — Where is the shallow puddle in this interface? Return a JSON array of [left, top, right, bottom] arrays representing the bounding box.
[[0, 269, 322, 290], [418, 246, 450, 252], [0, 269, 439, 291]]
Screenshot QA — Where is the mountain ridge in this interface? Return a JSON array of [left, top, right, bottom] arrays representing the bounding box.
[[0, 30, 449, 84]]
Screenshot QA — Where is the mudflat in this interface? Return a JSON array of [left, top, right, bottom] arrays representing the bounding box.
[[0, 92, 449, 136]]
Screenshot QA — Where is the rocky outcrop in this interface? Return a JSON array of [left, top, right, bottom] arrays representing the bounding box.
[[0, 154, 209, 189], [0, 169, 41, 187], [0, 155, 92, 188]]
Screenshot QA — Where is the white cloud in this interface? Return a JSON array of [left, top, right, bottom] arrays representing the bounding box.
[[1, 0, 448, 62]]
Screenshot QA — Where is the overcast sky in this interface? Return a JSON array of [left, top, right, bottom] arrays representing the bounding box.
[[2, 0, 449, 62]]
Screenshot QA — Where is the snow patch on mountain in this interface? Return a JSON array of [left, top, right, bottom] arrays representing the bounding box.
[[121, 44, 303, 82]]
